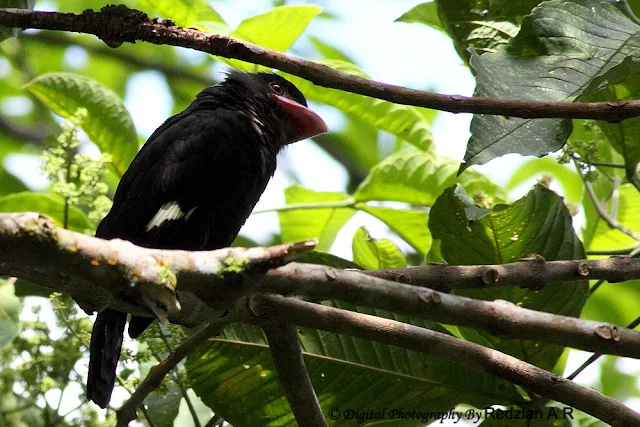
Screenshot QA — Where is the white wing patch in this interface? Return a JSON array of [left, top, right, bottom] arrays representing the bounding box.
[[146, 201, 185, 232]]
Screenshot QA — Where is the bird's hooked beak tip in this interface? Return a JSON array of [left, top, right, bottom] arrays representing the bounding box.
[[272, 94, 328, 143]]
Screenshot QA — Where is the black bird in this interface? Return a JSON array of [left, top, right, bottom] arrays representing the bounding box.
[[86, 71, 327, 408]]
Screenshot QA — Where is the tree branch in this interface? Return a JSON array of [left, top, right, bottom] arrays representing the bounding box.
[[2, 212, 640, 359], [1, 5, 640, 121], [249, 294, 640, 427], [116, 320, 230, 426], [262, 323, 327, 427]]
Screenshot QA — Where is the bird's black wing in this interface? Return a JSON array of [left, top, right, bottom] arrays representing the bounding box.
[[97, 107, 276, 250], [88, 104, 278, 407]]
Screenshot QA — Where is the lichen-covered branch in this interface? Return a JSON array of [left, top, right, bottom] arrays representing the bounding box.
[[1, 5, 640, 121], [2, 212, 640, 359]]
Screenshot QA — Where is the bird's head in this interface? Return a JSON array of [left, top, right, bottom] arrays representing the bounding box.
[[221, 71, 328, 145]]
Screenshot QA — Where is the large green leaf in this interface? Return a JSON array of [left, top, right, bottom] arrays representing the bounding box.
[[227, 5, 322, 71], [0, 279, 21, 349], [24, 72, 138, 176], [355, 149, 503, 205], [0, 167, 28, 197], [277, 185, 355, 252], [429, 185, 588, 370], [359, 205, 431, 255], [0, 192, 93, 232], [282, 61, 434, 151], [579, 56, 640, 168], [583, 184, 640, 251], [352, 226, 407, 270], [187, 311, 522, 426], [394, 2, 445, 33], [433, 0, 524, 61], [138, 0, 229, 34], [463, 0, 640, 172]]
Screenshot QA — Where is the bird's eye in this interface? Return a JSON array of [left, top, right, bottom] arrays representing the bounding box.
[[271, 83, 283, 94]]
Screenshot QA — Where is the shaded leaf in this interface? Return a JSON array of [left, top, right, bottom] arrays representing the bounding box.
[[352, 226, 407, 270], [579, 56, 640, 168], [24, 72, 138, 176], [464, 0, 640, 171], [429, 185, 588, 370], [187, 311, 521, 426]]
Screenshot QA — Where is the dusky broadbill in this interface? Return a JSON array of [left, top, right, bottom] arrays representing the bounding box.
[[86, 71, 327, 408]]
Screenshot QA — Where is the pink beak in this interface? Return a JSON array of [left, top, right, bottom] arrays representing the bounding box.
[[272, 94, 328, 143]]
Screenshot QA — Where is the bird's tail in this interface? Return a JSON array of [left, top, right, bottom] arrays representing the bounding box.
[[87, 308, 127, 408]]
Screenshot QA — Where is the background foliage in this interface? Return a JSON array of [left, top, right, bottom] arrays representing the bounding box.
[[1, 0, 639, 426]]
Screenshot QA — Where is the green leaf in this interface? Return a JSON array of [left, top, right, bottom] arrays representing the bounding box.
[[352, 226, 407, 270], [0, 192, 93, 232], [355, 149, 502, 205], [395, 2, 445, 33], [24, 72, 138, 176], [0, 0, 34, 42], [277, 185, 355, 251], [0, 167, 28, 197], [0, 279, 22, 349], [583, 184, 640, 251], [579, 56, 640, 168], [282, 60, 434, 151], [144, 382, 182, 427], [227, 5, 322, 71], [434, 0, 523, 62], [463, 0, 640, 171], [138, 0, 229, 35], [359, 205, 431, 255], [506, 157, 583, 204], [187, 312, 521, 426], [429, 185, 588, 370]]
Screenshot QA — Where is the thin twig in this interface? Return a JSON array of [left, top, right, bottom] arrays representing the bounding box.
[[116, 320, 231, 426]]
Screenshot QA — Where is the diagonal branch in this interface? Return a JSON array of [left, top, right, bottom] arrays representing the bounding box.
[[249, 294, 640, 427], [1, 5, 640, 121]]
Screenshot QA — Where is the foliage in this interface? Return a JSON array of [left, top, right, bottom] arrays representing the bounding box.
[[1, 0, 639, 426]]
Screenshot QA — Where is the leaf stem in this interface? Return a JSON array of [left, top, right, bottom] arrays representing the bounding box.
[[252, 198, 356, 214]]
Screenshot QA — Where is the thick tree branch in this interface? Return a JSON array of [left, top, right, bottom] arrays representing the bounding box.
[[262, 263, 640, 358], [262, 323, 327, 427], [2, 212, 640, 359], [1, 5, 640, 121], [249, 294, 640, 427]]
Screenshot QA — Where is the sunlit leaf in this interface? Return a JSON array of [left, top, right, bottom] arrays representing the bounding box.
[[228, 5, 322, 71], [395, 1, 445, 33], [277, 185, 355, 251], [138, 0, 230, 34], [352, 226, 406, 270], [0, 192, 93, 232], [24, 72, 138, 176], [282, 60, 434, 151]]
